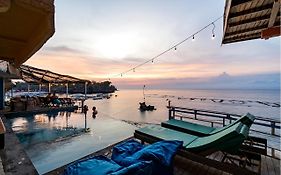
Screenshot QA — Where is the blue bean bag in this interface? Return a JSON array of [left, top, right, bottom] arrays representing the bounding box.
[[63, 155, 152, 175], [112, 140, 183, 175]]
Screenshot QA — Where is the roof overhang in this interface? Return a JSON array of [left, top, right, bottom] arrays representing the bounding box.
[[222, 0, 281, 44], [19, 65, 90, 84], [0, 0, 55, 67]]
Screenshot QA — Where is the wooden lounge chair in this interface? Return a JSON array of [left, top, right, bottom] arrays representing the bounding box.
[[161, 113, 255, 137], [134, 121, 261, 174]]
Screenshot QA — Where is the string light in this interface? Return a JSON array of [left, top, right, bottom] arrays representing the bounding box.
[[211, 22, 216, 40], [174, 47, 177, 51], [107, 15, 222, 80]]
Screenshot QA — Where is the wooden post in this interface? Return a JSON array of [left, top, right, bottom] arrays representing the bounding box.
[[11, 84, 13, 97], [271, 122, 275, 135], [227, 114, 231, 124], [48, 83, 51, 93], [169, 109, 172, 120]]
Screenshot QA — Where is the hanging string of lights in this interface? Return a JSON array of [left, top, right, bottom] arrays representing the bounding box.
[[107, 15, 223, 81]]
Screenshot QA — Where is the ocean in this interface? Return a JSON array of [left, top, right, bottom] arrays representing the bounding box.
[[86, 89, 280, 123]]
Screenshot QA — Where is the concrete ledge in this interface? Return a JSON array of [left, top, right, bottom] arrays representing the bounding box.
[[0, 115, 38, 175]]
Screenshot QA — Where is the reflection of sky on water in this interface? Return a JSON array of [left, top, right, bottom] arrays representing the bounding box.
[[8, 111, 136, 174]]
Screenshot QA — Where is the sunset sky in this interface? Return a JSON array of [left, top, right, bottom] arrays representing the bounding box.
[[26, 0, 280, 89]]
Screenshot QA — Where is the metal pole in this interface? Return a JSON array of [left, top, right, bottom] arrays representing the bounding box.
[[84, 82, 87, 99], [27, 84, 30, 92], [66, 83, 69, 98], [39, 84, 42, 92], [48, 83, 51, 93]]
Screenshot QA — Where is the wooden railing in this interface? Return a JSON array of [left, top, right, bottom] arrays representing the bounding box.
[[168, 106, 280, 159]]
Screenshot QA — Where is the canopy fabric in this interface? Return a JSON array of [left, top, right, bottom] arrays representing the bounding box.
[[19, 64, 90, 84], [0, 0, 55, 67], [222, 0, 280, 44]]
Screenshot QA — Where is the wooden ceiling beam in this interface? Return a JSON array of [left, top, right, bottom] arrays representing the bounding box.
[[228, 14, 271, 27], [268, 0, 281, 27], [223, 33, 261, 44], [231, 0, 253, 7], [228, 4, 273, 19], [225, 25, 267, 37]]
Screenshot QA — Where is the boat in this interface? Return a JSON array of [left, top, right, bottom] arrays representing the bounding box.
[[139, 102, 156, 111], [93, 93, 103, 100]]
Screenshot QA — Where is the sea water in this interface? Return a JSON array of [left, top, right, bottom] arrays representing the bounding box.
[[7, 89, 280, 174]]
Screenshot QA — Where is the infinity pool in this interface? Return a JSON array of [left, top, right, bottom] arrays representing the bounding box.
[[7, 109, 136, 174]]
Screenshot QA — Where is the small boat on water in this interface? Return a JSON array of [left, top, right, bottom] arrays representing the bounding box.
[[139, 102, 156, 111], [139, 85, 156, 111]]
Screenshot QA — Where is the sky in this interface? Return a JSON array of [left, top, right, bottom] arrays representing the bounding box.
[[26, 0, 280, 89]]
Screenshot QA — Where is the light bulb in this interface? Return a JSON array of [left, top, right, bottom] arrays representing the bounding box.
[[192, 35, 195, 41], [212, 34, 215, 40]]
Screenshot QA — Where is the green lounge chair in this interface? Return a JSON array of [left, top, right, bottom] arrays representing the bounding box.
[[161, 113, 255, 136], [135, 121, 248, 155], [134, 122, 259, 174]]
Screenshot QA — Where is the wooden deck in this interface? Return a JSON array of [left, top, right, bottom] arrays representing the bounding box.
[[173, 152, 280, 175], [46, 138, 280, 175]]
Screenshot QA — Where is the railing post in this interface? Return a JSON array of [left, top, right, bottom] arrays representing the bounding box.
[[227, 114, 231, 124], [223, 118, 225, 126], [271, 122, 275, 135], [169, 108, 172, 120], [272, 148, 275, 158], [172, 107, 175, 119], [194, 110, 197, 120]]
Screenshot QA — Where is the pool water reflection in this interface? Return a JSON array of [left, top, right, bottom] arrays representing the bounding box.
[[7, 110, 136, 174]]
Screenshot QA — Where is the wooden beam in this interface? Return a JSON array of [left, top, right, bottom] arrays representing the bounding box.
[[228, 14, 271, 27], [225, 24, 267, 37], [268, 0, 281, 27], [222, 0, 232, 45], [228, 4, 272, 19], [223, 34, 261, 44], [231, 0, 253, 6], [261, 26, 281, 39]]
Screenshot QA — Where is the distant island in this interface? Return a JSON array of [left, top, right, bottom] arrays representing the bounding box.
[[11, 81, 117, 94]]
